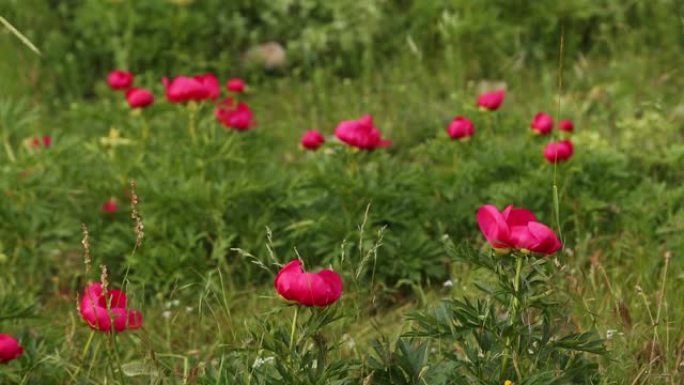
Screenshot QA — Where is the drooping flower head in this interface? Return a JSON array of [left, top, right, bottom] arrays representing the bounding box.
[[476, 204, 561, 255], [301, 130, 325, 150], [334, 114, 391, 150], [558, 119, 574, 132], [79, 283, 143, 333], [107, 70, 134, 91], [274, 260, 343, 307], [0, 334, 23, 363], [447, 116, 475, 141], [530, 112, 554, 135], [125, 88, 155, 109], [226, 78, 246, 93], [214, 97, 255, 131], [476, 89, 506, 111], [543, 139, 574, 163]]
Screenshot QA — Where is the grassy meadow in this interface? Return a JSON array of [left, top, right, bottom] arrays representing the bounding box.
[[1, 1, 684, 384]]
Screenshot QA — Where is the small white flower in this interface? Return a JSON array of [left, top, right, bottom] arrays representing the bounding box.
[[252, 356, 275, 369], [443, 279, 454, 288], [606, 329, 617, 339], [162, 310, 172, 320], [172, 299, 180, 307], [186, 306, 193, 313]]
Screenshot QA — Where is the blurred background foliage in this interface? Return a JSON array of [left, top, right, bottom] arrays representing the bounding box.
[[1, 0, 683, 99]]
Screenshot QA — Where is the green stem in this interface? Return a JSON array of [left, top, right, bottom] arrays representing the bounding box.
[[109, 333, 126, 385], [512, 255, 523, 319], [188, 105, 198, 145], [3, 131, 16, 163], [289, 306, 299, 353]]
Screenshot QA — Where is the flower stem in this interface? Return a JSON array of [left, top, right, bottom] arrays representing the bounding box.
[[188, 104, 198, 145], [2, 130, 16, 163], [289, 306, 299, 353]]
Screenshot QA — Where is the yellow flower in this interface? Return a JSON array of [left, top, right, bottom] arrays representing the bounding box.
[[100, 127, 132, 147], [504, 380, 514, 385]]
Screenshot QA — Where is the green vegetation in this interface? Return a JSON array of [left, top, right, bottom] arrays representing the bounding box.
[[1, 0, 683, 383]]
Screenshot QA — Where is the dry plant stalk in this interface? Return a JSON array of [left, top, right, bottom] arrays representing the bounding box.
[[81, 223, 92, 276], [130, 180, 145, 249]]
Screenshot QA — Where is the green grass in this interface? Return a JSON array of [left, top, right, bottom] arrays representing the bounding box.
[[1, 11, 684, 383]]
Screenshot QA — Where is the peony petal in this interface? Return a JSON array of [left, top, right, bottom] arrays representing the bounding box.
[[476, 205, 512, 248], [526, 222, 562, 255]]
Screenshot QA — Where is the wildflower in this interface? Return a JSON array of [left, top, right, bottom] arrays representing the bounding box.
[[300, 130, 325, 150], [79, 283, 143, 333], [559, 119, 574, 132], [107, 70, 134, 91], [226, 78, 246, 93], [334, 114, 391, 150], [214, 98, 255, 131], [100, 127, 133, 148], [476, 89, 505, 111], [0, 334, 23, 363], [530, 112, 554, 135], [125, 88, 155, 109], [101, 198, 118, 214], [27, 135, 51, 149], [274, 259, 343, 307], [162, 74, 220, 103], [543, 139, 574, 163], [476, 204, 561, 255], [447, 116, 475, 140]]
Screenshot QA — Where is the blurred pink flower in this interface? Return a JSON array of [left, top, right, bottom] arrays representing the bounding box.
[[107, 70, 134, 91], [214, 98, 255, 131], [530, 112, 554, 135], [543, 139, 574, 163], [476, 89, 505, 111], [447, 116, 475, 140], [477, 204, 561, 255], [125, 88, 155, 109], [0, 334, 23, 363], [334, 115, 391, 150], [301, 130, 325, 150]]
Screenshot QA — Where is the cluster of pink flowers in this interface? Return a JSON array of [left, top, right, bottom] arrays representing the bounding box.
[[108, 69, 253, 130], [298, 114, 391, 152], [446, 89, 507, 142], [107, 70, 154, 109], [527, 112, 575, 163]]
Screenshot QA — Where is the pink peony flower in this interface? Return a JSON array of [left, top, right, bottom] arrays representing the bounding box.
[[476, 204, 561, 255], [301, 130, 325, 150], [543, 139, 574, 163], [0, 334, 23, 363], [274, 260, 343, 307], [162, 74, 220, 103], [125, 88, 155, 109], [214, 97, 255, 131], [334, 114, 391, 150], [447, 116, 475, 140], [107, 70, 134, 91], [476, 89, 506, 111], [102, 198, 118, 214], [559, 119, 574, 132], [79, 283, 143, 333], [226, 78, 246, 93], [530, 112, 554, 135]]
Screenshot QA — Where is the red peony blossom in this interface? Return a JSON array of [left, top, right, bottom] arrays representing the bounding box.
[[543, 139, 574, 163], [79, 283, 143, 333], [226, 78, 246, 93], [102, 198, 118, 214], [274, 260, 343, 307], [162, 74, 220, 103], [30, 135, 51, 149], [300, 130, 325, 150], [558, 119, 574, 132], [530, 112, 554, 135], [107, 70, 134, 91], [214, 97, 255, 131], [0, 334, 23, 363], [476, 204, 561, 255], [476, 89, 506, 111], [334, 114, 391, 150], [125, 88, 155, 109], [447, 116, 475, 140]]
